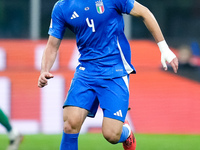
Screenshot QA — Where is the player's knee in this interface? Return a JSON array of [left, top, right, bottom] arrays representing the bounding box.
[[102, 129, 121, 144], [63, 119, 80, 133]]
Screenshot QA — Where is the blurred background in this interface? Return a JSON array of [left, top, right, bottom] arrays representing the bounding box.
[[0, 0, 200, 43], [0, 0, 200, 149]]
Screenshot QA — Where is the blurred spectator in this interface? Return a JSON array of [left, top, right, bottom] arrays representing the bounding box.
[[167, 44, 200, 82], [190, 42, 200, 66], [178, 45, 193, 68]]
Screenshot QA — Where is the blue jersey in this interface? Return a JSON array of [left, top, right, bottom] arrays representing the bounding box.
[[49, 0, 136, 79]]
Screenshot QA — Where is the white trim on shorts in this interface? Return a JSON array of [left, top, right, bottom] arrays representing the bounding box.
[[122, 75, 129, 91]]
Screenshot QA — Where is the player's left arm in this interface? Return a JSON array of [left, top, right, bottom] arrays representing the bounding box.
[[129, 1, 178, 73]]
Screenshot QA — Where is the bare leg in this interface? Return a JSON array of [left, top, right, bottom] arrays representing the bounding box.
[[102, 117, 124, 144], [63, 106, 89, 133], [60, 106, 89, 150]]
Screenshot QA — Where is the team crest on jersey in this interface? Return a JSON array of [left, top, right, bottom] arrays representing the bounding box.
[[95, 0, 105, 14]]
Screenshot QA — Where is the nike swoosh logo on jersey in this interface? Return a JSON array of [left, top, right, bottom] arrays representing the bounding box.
[[71, 11, 79, 19]]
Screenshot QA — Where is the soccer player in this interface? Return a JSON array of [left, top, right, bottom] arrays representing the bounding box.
[[0, 108, 23, 150], [38, 0, 178, 150]]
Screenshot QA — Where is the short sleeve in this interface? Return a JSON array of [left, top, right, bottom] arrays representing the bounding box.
[[48, 2, 66, 39], [115, 0, 135, 14]]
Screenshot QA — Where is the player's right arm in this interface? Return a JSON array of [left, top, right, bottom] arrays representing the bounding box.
[[38, 36, 61, 88], [38, 1, 65, 88]]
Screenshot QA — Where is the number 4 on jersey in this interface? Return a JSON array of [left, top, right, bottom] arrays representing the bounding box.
[[86, 18, 95, 32]]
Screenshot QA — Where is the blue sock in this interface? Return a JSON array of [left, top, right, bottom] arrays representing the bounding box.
[[60, 132, 79, 150], [118, 125, 130, 143]]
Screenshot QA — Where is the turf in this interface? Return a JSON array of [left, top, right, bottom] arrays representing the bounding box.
[[0, 133, 200, 150]]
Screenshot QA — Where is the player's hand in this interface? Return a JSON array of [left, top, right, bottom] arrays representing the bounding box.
[[158, 40, 179, 73], [161, 50, 178, 73], [38, 72, 54, 88], [169, 57, 178, 73]]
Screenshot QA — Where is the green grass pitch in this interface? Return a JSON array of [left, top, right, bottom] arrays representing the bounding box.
[[0, 133, 200, 150]]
